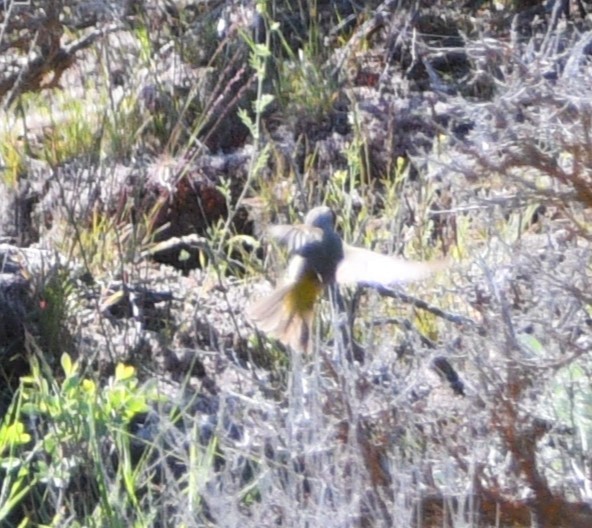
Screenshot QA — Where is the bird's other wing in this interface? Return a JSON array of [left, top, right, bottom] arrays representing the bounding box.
[[267, 224, 324, 255], [336, 245, 447, 286]]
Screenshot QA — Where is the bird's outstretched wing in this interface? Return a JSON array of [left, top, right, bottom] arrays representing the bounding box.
[[336, 245, 447, 286], [267, 224, 324, 255]]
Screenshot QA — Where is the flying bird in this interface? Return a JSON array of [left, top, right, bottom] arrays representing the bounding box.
[[247, 206, 445, 353]]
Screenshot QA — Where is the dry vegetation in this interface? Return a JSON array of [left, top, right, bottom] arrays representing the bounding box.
[[1, 0, 592, 527]]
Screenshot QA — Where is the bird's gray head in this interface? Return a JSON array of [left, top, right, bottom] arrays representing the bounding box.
[[304, 206, 335, 230]]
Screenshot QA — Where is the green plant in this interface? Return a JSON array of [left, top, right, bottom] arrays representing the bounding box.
[[20, 265, 79, 365], [0, 353, 159, 526], [0, 390, 34, 525], [0, 131, 26, 188]]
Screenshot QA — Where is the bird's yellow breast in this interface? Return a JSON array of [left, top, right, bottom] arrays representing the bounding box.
[[283, 271, 323, 315]]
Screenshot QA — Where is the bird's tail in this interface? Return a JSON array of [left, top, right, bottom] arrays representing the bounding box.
[[247, 274, 322, 354]]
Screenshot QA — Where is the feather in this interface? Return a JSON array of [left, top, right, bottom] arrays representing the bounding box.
[[336, 245, 447, 286]]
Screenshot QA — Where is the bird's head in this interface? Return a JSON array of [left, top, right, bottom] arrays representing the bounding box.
[[304, 206, 335, 231]]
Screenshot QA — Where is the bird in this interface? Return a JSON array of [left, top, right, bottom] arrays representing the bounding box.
[[246, 206, 445, 354]]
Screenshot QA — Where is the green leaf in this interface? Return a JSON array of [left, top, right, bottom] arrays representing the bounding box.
[[125, 397, 148, 416], [60, 353, 74, 377], [253, 93, 274, 114], [0, 422, 31, 451], [519, 334, 545, 356], [115, 363, 136, 382], [82, 378, 96, 395], [0, 457, 23, 471], [252, 43, 271, 58]]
